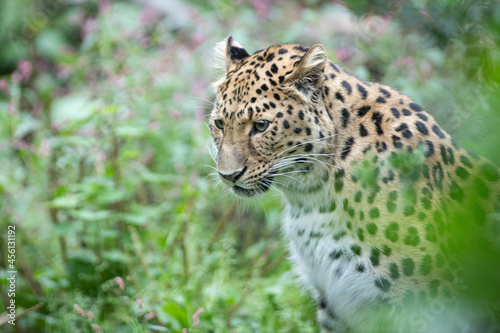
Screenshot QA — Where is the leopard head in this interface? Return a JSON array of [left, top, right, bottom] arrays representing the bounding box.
[[209, 37, 333, 197]]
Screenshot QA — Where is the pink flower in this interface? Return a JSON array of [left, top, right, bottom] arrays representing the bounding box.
[[420, 9, 430, 18], [136, 298, 143, 310], [7, 101, 17, 115], [99, 0, 111, 14], [335, 47, 354, 63], [169, 109, 182, 120], [144, 312, 156, 320], [195, 108, 205, 121], [82, 19, 98, 39], [91, 323, 103, 333], [67, 11, 85, 26], [140, 6, 161, 26], [173, 92, 185, 104], [139, 37, 151, 48], [12, 140, 35, 153], [191, 32, 205, 46], [148, 122, 160, 131], [18, 61, 32, 78], [87, 311, 94, 321], [398, 56, 416, 68], [191, 308, 204, 328], [0, 79, 9, 95], [33, 100, 43, 117], [114, 276, 125, 290], [38, 138, 52, 157], [95, 151, 106, 174], [74, 304, 86, 318], [190, 81, 205, 96], [11, 61, 32, 84], [250, 0, 271, 18]]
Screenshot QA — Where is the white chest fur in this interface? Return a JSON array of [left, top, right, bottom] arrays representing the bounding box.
[[282, 196, 384, 325]]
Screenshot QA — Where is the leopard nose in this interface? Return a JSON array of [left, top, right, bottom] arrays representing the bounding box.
[[219, 166, 247, 182]]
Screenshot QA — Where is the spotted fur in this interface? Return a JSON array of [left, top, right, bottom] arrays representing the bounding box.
[[209, 37, 500, 333]]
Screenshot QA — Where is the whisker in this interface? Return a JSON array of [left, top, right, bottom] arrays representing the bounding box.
[[193, 105, 213, 111], [275, 155, 330, 170], [259, 179, 285, 195], [206, 140, 218, 164], [269, 169, 308, 176], [195, 96, 215, 106], [268, 179, 294, 192], [275, 148, 351, 162], [272, 153, 352, 178], [274, 133, 338, 158], [275, 147, 354, 166], [268, 173, 304, 186]]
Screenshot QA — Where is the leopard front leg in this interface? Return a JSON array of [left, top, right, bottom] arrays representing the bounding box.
[[317, 297, 334, 332], [317, 296, 346, 333]]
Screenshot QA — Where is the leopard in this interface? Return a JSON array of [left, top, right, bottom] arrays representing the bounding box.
[[209, 36, 500, 333]]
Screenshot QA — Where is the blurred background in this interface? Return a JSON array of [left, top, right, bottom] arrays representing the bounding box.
[[0, 0, 499, 332]]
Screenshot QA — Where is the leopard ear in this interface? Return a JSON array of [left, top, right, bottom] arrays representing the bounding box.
[[283, 44, 327, 102], [213, 36, 249, 73]]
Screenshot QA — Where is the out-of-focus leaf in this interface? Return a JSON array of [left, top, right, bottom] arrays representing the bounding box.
[[204, 282, 242, 306], [147, 325, 169, 332], [100, 105, 119, 115], [116, 125, 146, 138], [161, 303, 189, 329], [116, 212, 148, 226], [52, 222, 73, 236], [14, 115, 40, 139], [51, 94, 95, 126], [49, 194, 80, 209], [69, 209, 111, 221], [35, 29, 66, 61], [141, 171, 176, 183], [93, 189, 127, 205], [102, 249, 128, 263], [68, 248, 98, 264]]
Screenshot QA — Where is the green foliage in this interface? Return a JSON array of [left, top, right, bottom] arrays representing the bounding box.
[[0, 0, 499, 332]]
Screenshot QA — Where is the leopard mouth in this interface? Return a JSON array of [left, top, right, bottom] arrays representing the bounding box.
[[231, 176, 273, 197], [232, 185, 260, 197]]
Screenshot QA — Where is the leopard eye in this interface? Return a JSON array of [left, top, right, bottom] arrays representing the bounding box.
[[214, 119, 224, 130], [253, 120, 270, 133]]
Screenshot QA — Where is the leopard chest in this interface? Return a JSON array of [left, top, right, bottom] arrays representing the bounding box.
[[282, 197, 387, 320]]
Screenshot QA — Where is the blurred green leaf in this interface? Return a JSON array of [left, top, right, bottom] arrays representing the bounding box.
[[147, 325, 169, 332], [35, 29, 67, 61], [52, 222, 73, 236], [116, 125, 146, 138], [13, 115, 40, 139], [51, 94, 95, 128], [116, 212, 148, 226], [162, 303, 189, 329], [49, 194, 80, 209], [102, 249, 128, 263], [70, 209, 111, 221]]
